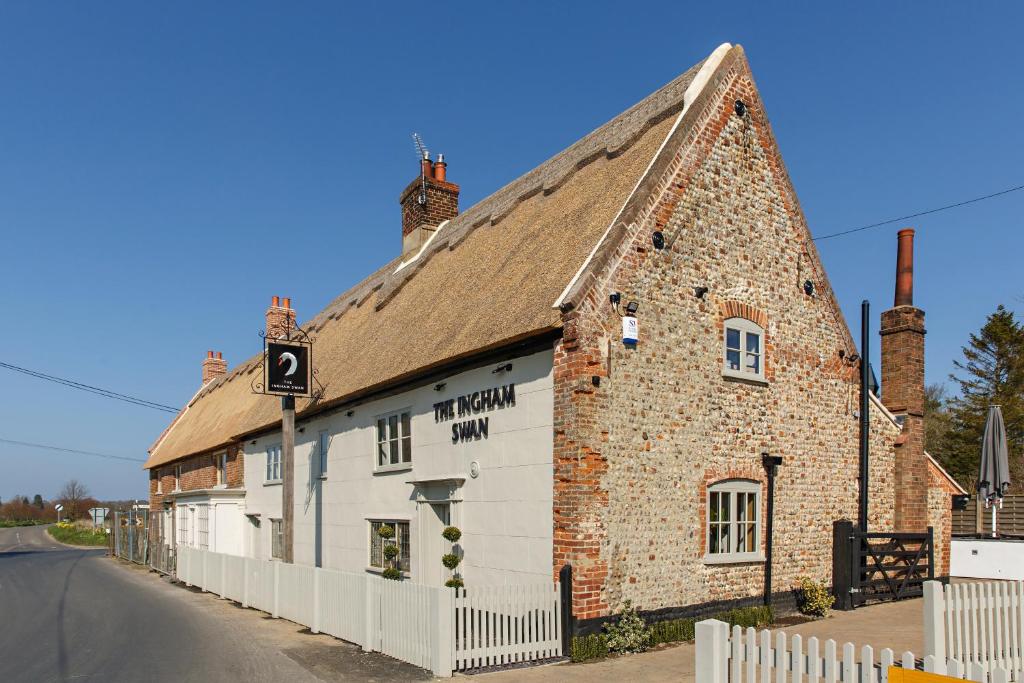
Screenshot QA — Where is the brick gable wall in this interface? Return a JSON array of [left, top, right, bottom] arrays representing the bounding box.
[[553, 53, 901, 621]]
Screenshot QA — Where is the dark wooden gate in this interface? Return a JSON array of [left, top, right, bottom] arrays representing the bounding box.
[[832, 520, 934, 610]]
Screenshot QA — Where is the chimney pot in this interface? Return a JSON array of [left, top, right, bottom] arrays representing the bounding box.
[[216, 351, 222, 360], [282, 297, 291, 310], [434, 154, 447, 182], [207, 350, 214, 359], [421, 156, 434, 179], [272, 295, 280, 308], [894, 228, 915, 307]]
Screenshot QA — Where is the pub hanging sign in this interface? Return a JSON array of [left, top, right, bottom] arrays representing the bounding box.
[[265, 340, 312, 397]]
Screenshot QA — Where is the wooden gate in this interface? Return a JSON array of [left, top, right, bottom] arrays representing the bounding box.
[[833, 520, 934, 609]]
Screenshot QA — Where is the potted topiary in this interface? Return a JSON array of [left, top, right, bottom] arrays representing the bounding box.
[[377, 524, 402, 580], [441, 526, 463, 589]]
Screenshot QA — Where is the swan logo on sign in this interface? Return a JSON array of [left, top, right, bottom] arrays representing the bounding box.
[[266, 341, 311, 396], [622, 316, 638, 345]]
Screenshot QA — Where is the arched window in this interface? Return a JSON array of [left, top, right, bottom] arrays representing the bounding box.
[[723, 317, 765, 381], [706, 479, 762, 562]]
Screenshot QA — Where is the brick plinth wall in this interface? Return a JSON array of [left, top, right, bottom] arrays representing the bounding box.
[[880, 305, 929, 532], [552, 47, 901, 623]]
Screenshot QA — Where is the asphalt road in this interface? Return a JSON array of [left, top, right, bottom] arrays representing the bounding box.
[[0, 524, 433, 683]]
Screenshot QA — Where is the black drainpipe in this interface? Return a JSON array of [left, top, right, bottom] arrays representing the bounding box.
[[762, 452, 783, 606], [859, 300, 870, 533]]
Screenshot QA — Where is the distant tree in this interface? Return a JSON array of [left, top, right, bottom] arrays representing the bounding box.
[[925, 383, 953, 458], [32, 494, 44, 509], [945, 306, 1024, 491], [58, 480, 91, 520]]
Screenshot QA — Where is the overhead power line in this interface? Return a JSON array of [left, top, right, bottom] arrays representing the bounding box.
[[813, 182, 1024, 241], [0, 437, 146, 463], [0, 361, 179, 413]]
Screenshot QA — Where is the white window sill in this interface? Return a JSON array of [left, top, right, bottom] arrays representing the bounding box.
[[722, 368, 769, 386], [373, 464, 412, 475], [264, 480, 283, 487], [703, 552, 766, 565], [318, 474, 328, 481]]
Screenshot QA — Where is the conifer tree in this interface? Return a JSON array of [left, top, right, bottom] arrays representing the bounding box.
[[945, 305, 1024, 490]]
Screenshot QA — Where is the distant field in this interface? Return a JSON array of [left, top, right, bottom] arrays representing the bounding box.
[[48, 523, 109, 547], [0, 519, 49, 528]]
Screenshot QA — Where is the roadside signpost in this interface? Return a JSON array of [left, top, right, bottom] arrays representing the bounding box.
[[54, 503, 63, 523]]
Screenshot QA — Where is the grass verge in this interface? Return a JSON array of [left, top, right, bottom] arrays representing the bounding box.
[[47, 523, 109, 547], [0, 519, 49, 528]]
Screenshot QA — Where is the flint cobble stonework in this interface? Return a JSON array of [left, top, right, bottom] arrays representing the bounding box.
[[553, 52, 903, 622]]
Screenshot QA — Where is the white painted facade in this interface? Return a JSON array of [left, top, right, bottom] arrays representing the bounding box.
[[241, 348, 555, 585], [168, 489, 246, 556]]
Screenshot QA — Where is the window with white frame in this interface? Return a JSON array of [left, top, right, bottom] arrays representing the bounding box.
[[177, 505, 189, 546], [368, 520, 410, 572], [318, 430, 329, 477], [215, 452, 228, 486], [266, 444, 282, 482], [375, 411, 411, 469], [197, 505, 209, 550], [707, 480, 762, 561], [723, 317, 765, 381], [270, 519, 284, 560]]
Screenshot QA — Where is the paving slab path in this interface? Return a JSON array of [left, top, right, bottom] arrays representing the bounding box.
[[471, 599, 925, 683]]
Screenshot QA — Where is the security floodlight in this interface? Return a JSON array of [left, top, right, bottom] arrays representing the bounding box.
[[625, 301, 639, 315]]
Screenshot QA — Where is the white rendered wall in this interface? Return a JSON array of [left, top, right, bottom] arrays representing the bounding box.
[[950, 538, 1024, 581], [243, 438, 283, 560], [243, 347, 554, 584]]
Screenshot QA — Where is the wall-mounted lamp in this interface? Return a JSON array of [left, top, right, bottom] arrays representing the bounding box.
[[652, 231, 665, 250], [346, 410, 354, 417], [492, 363, 513, 374], [694, 286, 709, 300], [803, 279, 815, 296], [735, 99, 747, 117], [298, 427, 305, 433], [625, 301, 639, 315], [434, 382, 447, 392]]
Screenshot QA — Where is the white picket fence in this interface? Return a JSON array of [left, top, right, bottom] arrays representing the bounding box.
[[925, 580, 1024, 679], [175, 546, 561, 675], [696, 619, 1019, 682], [453, 582, 562, 670]]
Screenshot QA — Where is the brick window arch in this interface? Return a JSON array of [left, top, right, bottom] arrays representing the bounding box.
[[719, 301, 769, 382]]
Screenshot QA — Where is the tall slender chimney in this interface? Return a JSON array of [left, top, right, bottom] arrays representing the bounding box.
[[880, 228, 928, 532], [201, 350, 228, 385], [266, 296, 296, 340], [399, 152, 459, 256]]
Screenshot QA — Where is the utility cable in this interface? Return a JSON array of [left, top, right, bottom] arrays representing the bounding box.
[[813, 183, 1024, 241], [0, 437, 146, 463], [0, 361, 179, 413]]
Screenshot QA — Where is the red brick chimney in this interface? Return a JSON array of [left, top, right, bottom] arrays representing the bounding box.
[[399, 152, 459, 256], [266, 296, 296, 340], [880, 228, 928, 531], [201, 350, 227, 385]]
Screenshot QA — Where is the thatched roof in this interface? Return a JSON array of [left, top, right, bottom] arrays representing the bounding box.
[[146, 46, 730, 469]]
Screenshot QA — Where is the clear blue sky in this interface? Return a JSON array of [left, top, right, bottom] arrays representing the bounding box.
[[1, 2, 1021, 502]]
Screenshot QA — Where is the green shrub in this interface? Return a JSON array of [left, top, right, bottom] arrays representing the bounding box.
[[441, 553, 461, 570], [441, 526, 462, 543], [444, 577, 464, 589], [376, 524, 394, 540], [383, 543, 399, 560], [571, 603, 774, 662], [603, 600, 651, 654], [381, 567, 402, 580], [796, 576, 834, 618], [570, 633, 609, 662]]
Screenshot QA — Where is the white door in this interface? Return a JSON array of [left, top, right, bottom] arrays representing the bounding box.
[[420, 503, 450, 586]]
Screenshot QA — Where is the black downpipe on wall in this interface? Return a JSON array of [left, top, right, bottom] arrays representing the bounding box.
[[858, 300, 871, 533], [761, 453, 783, 606], [559, 564, 574, 654]]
